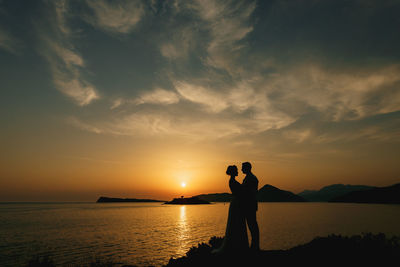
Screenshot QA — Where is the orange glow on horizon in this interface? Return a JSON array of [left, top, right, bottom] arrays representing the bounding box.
[[1, 132, 399, 202]]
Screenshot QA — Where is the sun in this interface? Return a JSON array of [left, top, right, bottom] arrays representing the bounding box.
[[181, 182, 186, 188]]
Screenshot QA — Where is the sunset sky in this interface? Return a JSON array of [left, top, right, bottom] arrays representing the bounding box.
[[1, 0, 399, 201]]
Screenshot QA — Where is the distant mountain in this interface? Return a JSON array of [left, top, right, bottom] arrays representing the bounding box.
[[330, 183, 400, 204], [196, 193, 232, 202], [257, 184, 305, 202], [96, 196, 165, 203], [196, 185, 305, 202], [298, 184, 375, 202]]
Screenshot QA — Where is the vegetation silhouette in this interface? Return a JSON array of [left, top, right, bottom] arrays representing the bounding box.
[[195, 193, 233, 202], [164, 196, 211, 205], [165, 233, 400, 267]]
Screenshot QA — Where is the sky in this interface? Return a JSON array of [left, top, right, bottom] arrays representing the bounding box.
[[0, 0, 399, 201]]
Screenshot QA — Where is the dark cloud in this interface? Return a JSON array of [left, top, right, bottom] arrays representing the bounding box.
[[256, 1, 399, 62], [1, 0, 399, 146]]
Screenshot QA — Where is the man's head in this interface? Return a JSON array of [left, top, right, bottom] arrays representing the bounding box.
[[241, 162, 252, 174]]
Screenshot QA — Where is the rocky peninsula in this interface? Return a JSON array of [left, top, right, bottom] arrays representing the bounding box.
[[164, 196, 211, 205]]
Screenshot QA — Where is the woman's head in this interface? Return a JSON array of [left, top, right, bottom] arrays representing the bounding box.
[[226, 165, 238, 176]]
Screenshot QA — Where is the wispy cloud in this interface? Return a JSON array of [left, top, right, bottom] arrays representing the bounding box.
[[174, 79, 294, 129], [110, 98, 124, 110], [67, 116, 104, 134], [192, 0, 256, 72], [159, 27, 194, 60], [68, 113, 243, 140], [283, 128, 313, 143], [315, 125, 400, 144], [110, 88, 179, 110], [265, 64, 400, 121], [135, 88, 180, 105], [45, 0, 399, 146], [38, 0, 99, 106], [0, 27, 20, 54], [174, 81, 228, 113], [307, 122, 400, 145], [72, 78, 295, 141], [53, 74, 99, 106], [158, 0, 255, 71], [85, 0, 144, 34]]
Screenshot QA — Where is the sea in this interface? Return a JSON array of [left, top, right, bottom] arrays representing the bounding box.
[[1, 202, 400, 266]]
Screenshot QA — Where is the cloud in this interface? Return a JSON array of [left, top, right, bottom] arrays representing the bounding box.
[[55, 0, 399, 146], [71, 77, 295, 140], [192, 0, 256, 72], [160, 43, 181, 59], [67, 116, 104, 134], [54, 76, 99, 106], [174, 81, 228, 113], [68, 112, 243, 140], [70, 102, 293, 140], [289, 119, 400, 145], [173, 79, 294, 128], [49, 40, 84, 67], [283, 128, 313, 143], [110, 98, 124, 110], [135, 88, 180, 105], [92, 60, 398, 142], [0, 27, 20, 54], [109, 88, 180, 109], [173, 81, 259, 114], [0, 4, 21, 54], [159, 28, 193, 60], [38, 0, 99, 106], [265, 64, 400, 121], [315, 125, 400, 144], [85, 0, 144, 33], [157, 0, 255, 71]]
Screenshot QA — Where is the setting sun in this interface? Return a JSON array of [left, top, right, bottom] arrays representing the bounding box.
[[181, 182, 186, 188]]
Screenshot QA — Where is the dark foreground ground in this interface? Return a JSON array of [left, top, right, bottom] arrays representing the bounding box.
[[164, 233, 399, 267], [26, 233, 399, 267]]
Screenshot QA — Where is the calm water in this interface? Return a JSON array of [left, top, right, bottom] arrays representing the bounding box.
[[1, 202, 400, 266]]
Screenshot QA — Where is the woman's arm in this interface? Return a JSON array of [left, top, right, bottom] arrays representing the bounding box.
[[229, 178, 242, 195]]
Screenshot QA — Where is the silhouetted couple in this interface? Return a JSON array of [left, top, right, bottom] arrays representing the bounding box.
[[213, 162, 260, 254]]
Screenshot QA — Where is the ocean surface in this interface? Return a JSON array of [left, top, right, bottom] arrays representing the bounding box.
[[1, 202, 400, 266]]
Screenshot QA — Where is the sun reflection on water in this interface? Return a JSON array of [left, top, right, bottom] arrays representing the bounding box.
[[180, 205, 186, 220], [176, 205, 189, 255]]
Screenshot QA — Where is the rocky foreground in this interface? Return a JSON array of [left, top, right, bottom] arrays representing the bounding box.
[[164, 233, 400, 267]]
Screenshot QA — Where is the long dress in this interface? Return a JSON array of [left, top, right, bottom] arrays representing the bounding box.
[[213, 177, 249, 254]]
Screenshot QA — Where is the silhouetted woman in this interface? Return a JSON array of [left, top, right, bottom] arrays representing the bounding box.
[[213, 165, 249, 254]]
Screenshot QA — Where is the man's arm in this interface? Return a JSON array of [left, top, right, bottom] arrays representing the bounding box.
[[250, 176, 258, 194], [243, 176, 257, 195]]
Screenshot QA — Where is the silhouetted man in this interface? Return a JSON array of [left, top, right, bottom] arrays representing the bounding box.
[[241, 162, 260, 251]]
